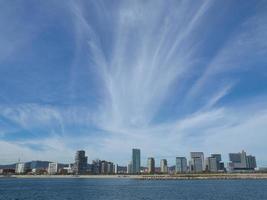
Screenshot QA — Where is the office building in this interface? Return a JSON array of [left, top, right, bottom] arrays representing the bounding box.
[[190, 152, 204, 172], [176, 157, 187, 173], [211, 154, 222, 163], [132, 148, 141, 174], [205, 157, 217, 172], [228, 150, 257, 171], [205, 154, 224, 172], [246, 155, 257, 169], [211, 154, 225, 171], [48, 162, 58, 175], [73, 150, 88, 174], [160, 159, 168, 173], [211, 154, 222, 171], [147, 157, 155, 174]]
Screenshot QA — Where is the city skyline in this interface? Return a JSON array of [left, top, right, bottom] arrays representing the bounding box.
[[0, 148, 259, 170], [0, 1, 267, 166], [2, 148, 257, 176]]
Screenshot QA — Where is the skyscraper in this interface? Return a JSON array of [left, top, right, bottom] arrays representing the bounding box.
[[73, 150, 88, 175], [147, 157, 155, 174], [132, 148, 141, 174], [190, 152, 204, 172], [160, 159, 168, 173], [176, 157, 187, 173]]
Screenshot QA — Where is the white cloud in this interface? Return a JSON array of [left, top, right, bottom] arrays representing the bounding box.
[[0, 1, 267, 166]]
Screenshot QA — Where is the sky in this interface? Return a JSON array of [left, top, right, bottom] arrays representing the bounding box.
[[0, 0, 267, 167]]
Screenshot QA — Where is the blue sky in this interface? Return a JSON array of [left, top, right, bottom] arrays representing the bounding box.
[[0, 0, 267, 166]]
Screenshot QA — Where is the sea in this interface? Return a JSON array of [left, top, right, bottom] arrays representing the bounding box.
[[1, 178, 267, 200]]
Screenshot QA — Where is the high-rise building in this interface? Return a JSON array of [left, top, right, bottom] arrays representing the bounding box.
[[114, 164, 118, 174], [91, 160, 114, 174], [107, 162, 114, 174], [228, 150, 257, 171], [73, 150, 88, 174], [48, 162, 58, 175], [127, 161, 133, 174], [207, 154, 224, 172], [92, 159, 101, 174], [160, 159, 168, 173], [132, 148, 141, 174], [101, 160, 108, 174], [16, 162, 26, 174], [246, 155, 257, 169], [147, 157, 155, 174], [190, 152, 204, 172], [176, 157, 187, 173], [205, 157, 217, 172]]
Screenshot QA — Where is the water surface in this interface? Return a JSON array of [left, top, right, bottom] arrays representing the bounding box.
[[1, 178, 267, 200]]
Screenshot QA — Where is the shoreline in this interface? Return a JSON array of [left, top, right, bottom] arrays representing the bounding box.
[[1, 173, 267, 180]]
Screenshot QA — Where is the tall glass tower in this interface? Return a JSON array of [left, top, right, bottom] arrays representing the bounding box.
[[132, 148, 141, 174]]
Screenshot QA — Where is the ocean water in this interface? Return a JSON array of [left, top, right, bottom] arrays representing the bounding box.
[[1, 178, 267, 200]]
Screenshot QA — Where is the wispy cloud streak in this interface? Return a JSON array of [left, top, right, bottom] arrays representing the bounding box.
[[0, 0, 267, 165]]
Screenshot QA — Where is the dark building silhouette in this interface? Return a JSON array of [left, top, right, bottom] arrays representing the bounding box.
[[73, 150, 88, 174]]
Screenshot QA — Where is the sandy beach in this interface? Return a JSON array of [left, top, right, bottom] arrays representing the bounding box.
[[1, 173, 267, 180]]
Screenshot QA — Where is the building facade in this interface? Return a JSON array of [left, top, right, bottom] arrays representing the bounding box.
[[16, 163, 26, 174], [147, 157, 155, 174], [132, 148, 141, 174], [73, 150, 88, 174], [205, 157, 217, 172], [176, 157, 187, 173], [228, 150, 257, 171], [246, 155, 257, 169], [206, 154, 225, 172], [48, 162, 58, 175], [160, 159, 168, 173], [190, 152, 204, 172], [127, 161, 133, 174]]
